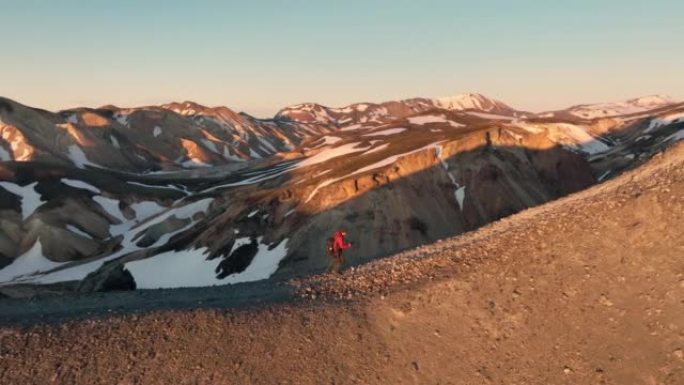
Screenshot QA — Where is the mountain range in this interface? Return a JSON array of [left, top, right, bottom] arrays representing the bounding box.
[[0, 92, 682, 296]]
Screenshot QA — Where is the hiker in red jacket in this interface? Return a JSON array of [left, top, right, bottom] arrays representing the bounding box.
[[327, 230, 352, 274]]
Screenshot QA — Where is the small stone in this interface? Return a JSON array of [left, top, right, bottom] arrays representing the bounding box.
[[674, 349, 684, 360]]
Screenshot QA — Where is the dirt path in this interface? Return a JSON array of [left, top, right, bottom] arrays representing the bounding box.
[[1, 143, 683, 385]]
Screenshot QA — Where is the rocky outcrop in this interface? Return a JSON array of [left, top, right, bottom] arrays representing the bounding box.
[[78, 264, 136, 292]]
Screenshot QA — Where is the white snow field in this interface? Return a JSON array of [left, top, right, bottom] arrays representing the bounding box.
[[566, 95, 676, 119], [644, 112, 684, 133], [130, 201, 166, 221], [665, 129, 684, 142], [517, 123, 610, 155], [295, 142, 370, 169], [67, 145, 100, 169], [408, 115, 465, 128], [0, 198, 215, 285], [363, 143, 390, 155], [126, 237, 289, 289], [0, 240, 64, 282], [313, 136, 343, 147]]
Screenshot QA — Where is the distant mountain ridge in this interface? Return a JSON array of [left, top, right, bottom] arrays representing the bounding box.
[[0, 93, 680, 173], [541, 94, 678, 120], [274, 92, 525, 127]]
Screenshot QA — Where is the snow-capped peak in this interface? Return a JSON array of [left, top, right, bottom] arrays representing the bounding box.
[[161, 101, 211, 116], [432, 93, 513, 113], [276, 92, 519, 126], [624, 95, 677, 108], [565, 95, 679, 119]]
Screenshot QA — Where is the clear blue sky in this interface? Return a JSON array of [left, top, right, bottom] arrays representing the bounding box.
[[1, 0, 682, 117]]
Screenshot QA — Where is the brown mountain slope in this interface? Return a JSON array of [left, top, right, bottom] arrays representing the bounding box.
[[1, 142, 682, 384], [0, 97, 330, 171]]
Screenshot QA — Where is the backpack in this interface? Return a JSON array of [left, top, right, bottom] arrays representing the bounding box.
[[326, 237, 335, 256]]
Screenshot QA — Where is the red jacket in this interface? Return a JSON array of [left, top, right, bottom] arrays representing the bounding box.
[[332, 231, 351, 253]]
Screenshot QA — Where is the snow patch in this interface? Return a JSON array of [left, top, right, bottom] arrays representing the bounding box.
[[93, 196, 129, 235], [67, 225, 93, 239], [114, 113, 129, 126], [433, 93, 502, 111], [180, 159, 212, 168], [363, 128, 406, 136], [295, 142, 370, 169], [597, 170, 612, 182], [363, 143, 390, 155], [249, 148, 262, 159], [110, 135, 120, 148], [665, 129, 684, 142], [67, 145, 100, 169], [258, 137, 278, 153], [126, 181, 184, 191], [408, 115, 447, 125], [568, 95, 677, 119], [0, 181, 45, 220], [20, 198, 215, 285], [340, 124, 363, 131], [61, 178, 101, 194], [455, 186, 466, 210], [200, 139, 219, 153], [130, 201, 166, 221], [644, 112, 684, 133], [517, 123, 610, 155], [67, 114, 78, 124], [314, 136, 343, 147], [435, 145, 466, 210], [0, 240, 64, 282], [153, 126, 162, 137], [126, 237, 289, 289], [0, 145, 10, 161]]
